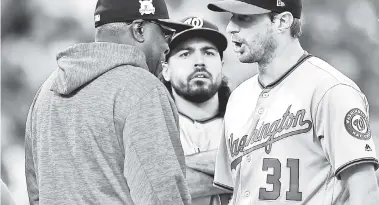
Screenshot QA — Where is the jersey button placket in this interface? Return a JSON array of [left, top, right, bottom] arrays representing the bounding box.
[[244, 191, 250, 197], [261, 88, 270, 98], [258, 108, 264, 114]]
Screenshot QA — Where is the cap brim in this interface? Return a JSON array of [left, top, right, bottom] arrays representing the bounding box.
[[169, 28, 228, 55], [208, 1, 271, 15], [156, 19, 193, 32]]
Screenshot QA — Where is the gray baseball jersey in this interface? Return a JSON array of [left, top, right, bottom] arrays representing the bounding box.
[[179, 113, 224, 205], [213, 54, 378, 205]]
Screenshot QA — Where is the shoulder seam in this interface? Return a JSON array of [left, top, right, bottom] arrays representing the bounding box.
[[314, 84, 365, 129], [306, 58, 341, 83]]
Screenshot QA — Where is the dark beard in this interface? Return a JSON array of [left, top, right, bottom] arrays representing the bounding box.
[[173, 80, 220, 103]]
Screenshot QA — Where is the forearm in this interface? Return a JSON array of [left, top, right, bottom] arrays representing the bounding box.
[[341, 164, 379, 205], [186, 150, 217, 175], [187, 167, 231, 198]]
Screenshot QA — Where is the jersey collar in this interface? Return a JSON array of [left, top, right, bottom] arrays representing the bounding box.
[[258, 52, 312, 89], [178, 111, 222, 124]]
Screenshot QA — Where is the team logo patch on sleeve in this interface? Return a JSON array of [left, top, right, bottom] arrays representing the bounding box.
[[344, 108, 371, 140]]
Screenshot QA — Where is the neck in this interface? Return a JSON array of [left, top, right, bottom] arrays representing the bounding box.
[[172, 90, 219, 121], [258, 39, 304, 86]]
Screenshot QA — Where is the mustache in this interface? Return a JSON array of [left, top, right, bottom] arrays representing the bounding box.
[[187, 67, 212, 80]]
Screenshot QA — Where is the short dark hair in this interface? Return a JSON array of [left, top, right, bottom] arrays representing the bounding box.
[[267, 12, 302, 38]]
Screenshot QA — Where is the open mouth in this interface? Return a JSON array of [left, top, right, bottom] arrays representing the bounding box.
[[193, 75, 206, 79], [232, 40, 244, 53], [233, 41, 242, 47], [191, 72, 210, 79]]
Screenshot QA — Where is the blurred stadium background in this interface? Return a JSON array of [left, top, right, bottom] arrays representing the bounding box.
[[1, 0, 378, 204]]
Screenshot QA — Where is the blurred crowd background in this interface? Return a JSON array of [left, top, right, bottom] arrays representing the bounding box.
[[1, 0, 379, 204]]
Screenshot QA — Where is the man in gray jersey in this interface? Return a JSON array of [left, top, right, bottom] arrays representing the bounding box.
[[208, 0, 379, 204], [161, 16, 232, 205]]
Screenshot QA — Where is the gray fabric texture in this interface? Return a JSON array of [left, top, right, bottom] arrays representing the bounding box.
[[25, 42, 191, 205]]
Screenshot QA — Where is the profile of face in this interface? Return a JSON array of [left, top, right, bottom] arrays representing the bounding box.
[[136, 21, 174, 76], [226, 13, 278, 64], [162, 37, 223, 103]]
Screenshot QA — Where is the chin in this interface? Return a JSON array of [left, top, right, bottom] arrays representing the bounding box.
[[239, 49, 263, 64], [238, 55, 256, 64], [189, 83, 211, 92], [186, 92, 214, 103], [174, 83, 219, 103]]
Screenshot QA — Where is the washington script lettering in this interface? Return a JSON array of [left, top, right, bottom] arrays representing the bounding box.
[[229, 105, 313, 169]]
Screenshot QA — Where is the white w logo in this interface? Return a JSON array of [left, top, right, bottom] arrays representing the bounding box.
[[277, 0, 286, 7]]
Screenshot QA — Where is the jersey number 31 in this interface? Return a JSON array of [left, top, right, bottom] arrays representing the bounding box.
[[259, 158, 302, 201]]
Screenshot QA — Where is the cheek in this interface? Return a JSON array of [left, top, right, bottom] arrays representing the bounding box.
[[206, 60, 223, 78], [149, 35, 165, 52], [244, 33, 258, 45], [156, 35, 167, 49], [241, 26, 264, 43], [169, 63, 192, 82]]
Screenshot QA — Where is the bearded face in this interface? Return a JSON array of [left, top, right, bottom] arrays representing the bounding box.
[[163, 37, 223, 103], [228, 13, 278, 64]]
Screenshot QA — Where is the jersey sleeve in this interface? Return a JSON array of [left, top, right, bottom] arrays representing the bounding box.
[[315, 84, 379, 179], [213, 122, 234, 192]]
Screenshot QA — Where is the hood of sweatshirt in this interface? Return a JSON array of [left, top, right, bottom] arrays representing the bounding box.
[[51, 42, 149, 95]]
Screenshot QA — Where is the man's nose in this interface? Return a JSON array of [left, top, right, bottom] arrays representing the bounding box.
[[226, 20, 239, 34], [194, 52, 205, 68]]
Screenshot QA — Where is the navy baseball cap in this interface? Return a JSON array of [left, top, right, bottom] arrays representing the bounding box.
[[166, 16, 228, 59], [94, 0, 192, 31], [208, 0, 302, 19]]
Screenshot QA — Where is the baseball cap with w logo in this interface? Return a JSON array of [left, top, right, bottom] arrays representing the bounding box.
[[169, 17, 228, 52], [208, 0, 302, 19]]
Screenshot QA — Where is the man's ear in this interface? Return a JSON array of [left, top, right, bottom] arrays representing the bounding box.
[[131, 20, 145, 43], [275, 12, 293, 33], [161, 61, 171, 82]]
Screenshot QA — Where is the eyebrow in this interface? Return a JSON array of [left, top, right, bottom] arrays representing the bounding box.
[[201, 46, 218, 52], [177, 46, 218, 52]]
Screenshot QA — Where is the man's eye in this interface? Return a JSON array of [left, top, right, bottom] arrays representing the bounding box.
[[179, 52, 190, 57], [236, 15, 252, 22], [205, 51, 215, 56]]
